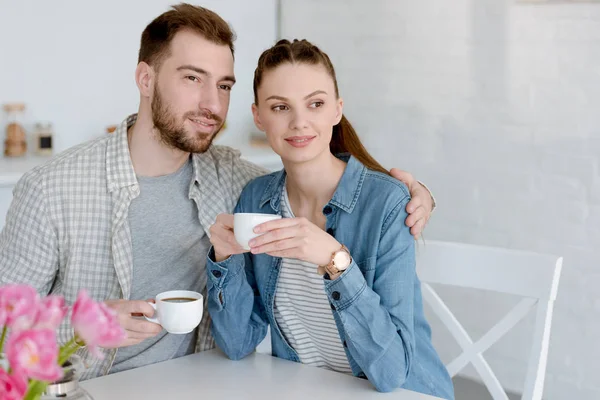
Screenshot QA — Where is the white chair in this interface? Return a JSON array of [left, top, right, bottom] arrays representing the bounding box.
[[256, 330, 272, 354], [416, 240, 563, 400]]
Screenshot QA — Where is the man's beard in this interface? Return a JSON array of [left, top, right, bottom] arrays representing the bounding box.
[[151, 85, 223, 153]]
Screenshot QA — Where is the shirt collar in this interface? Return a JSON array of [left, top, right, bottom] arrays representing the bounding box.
[[106, 114, 138, 193], [259, 154, 367, 214]]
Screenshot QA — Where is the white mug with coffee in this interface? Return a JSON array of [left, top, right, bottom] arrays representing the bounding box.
[[234, 213, 282, 250], [145, 290, 203, 334]]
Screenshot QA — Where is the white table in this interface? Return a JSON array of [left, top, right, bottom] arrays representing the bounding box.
[[81, 350, 442, 400]]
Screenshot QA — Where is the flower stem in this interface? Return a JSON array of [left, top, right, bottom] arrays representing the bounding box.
[[58, 336, 81, 366], [0, 325, 7, 353], [23, 380, 49, 400]]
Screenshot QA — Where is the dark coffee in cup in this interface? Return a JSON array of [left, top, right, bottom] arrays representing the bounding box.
[[162, 297, 196, 303], [146, 290, 204, 334]]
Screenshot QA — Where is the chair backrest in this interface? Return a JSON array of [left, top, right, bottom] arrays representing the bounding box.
[[416, 240, 563, 400]]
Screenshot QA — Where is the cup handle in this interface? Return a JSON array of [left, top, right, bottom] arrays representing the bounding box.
[[144, 302, 159, 324]]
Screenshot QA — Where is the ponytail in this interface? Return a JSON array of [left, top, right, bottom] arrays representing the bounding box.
[[331, 115, 390, 176]]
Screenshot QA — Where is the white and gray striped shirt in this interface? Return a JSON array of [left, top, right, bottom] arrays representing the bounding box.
[[273, 184, 352, 374]]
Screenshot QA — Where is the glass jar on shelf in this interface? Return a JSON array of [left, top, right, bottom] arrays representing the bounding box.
[[3, 102, 27, 157], [34, 122, 54, 156]]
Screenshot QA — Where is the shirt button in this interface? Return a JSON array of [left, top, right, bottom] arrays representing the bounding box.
[[332, 291, 341, 301], [326, 228, 335, 236], [343, 340, 347, 348], [212, 270, 222, 278], [330, 303, 336, 311], [323, 206, 333, 215]]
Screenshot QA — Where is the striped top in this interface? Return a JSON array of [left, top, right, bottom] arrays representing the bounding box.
[[273, 184, 352, 374]]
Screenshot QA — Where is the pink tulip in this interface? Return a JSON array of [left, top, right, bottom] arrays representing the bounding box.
[[32, 295, 67, 330], [5, 329, 63, 382], [0, 284, 40, 331], [71, 290, 126, 358], [0, 368, 27, 400]]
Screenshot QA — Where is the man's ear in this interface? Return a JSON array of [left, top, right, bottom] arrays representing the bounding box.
[[135, 62, 154, 98]]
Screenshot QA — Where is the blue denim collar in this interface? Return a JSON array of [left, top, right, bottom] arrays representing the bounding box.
[[258, 154, 367, 215]]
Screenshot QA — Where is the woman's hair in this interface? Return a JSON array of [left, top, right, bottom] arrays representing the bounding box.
[[253, 39, 389, 175]]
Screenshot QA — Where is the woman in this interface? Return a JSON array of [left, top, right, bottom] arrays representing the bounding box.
[[206, 39, 453, 399]]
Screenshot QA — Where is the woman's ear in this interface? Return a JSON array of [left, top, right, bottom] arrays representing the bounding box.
[[135, 62, 154, 98], [334, 98, 344, 125], [252, 103, 265, 131]]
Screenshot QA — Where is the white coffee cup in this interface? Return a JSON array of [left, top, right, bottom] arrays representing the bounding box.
[[234, 213, 282, 250], [144, 290, 203, 334]]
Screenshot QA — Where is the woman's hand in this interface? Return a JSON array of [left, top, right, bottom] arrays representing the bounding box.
[[209, 213, 246, 262], [248, 217, 341, 266]]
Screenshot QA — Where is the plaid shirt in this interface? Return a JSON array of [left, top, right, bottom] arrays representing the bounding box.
[[0, 114, 267, 379]]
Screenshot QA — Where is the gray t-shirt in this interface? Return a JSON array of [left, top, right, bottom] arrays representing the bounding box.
[[111, 158, 210, 373]]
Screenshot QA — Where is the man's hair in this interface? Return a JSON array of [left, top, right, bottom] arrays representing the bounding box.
[[138, 3, 235, 70]]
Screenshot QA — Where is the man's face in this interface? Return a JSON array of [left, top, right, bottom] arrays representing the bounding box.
[[150, 30, 235, 153]]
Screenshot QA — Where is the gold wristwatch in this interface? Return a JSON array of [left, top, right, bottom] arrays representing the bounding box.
[[317, 244, 352, 279]]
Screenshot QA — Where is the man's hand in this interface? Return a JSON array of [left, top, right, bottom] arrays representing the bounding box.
[[104, 299, 163, 348], [390, 169, 435, 239]]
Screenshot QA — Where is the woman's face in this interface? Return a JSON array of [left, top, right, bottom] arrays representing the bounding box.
[[252, 63, 343, 165]]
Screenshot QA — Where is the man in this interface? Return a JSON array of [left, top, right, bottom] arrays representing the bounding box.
[[0, 4, 434, 379]]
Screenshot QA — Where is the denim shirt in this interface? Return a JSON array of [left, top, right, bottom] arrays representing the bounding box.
[[206, 156, 454, 399]]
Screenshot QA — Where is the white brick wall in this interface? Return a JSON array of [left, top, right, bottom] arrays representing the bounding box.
[[281, 0, 600, 398]]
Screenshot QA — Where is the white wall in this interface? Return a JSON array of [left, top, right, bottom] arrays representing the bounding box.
[[0, 0, 276, 153], [282, 0, 600, 399]]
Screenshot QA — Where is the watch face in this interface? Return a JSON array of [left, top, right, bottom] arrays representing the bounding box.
[[333, 250, 351, 271]]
